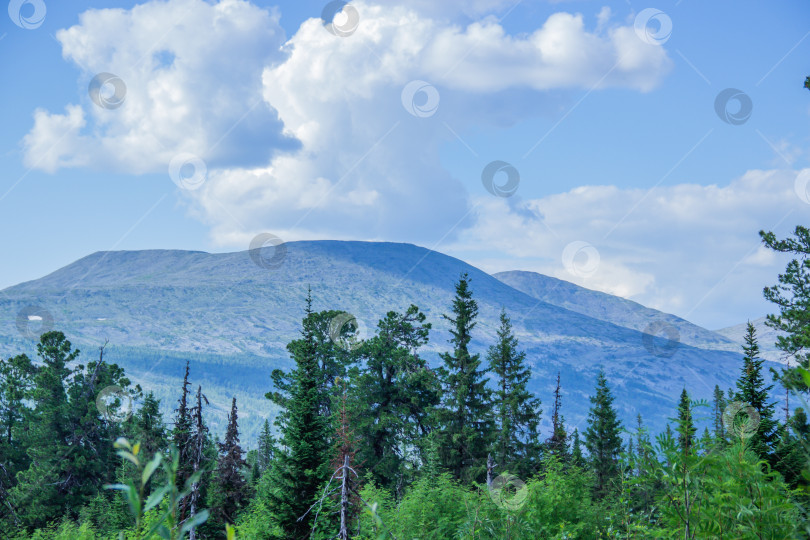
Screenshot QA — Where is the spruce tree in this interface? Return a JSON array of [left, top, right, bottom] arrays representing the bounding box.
[[256, 418, 277, 478], [712, 385, 726, 442], [570, 428, 585, 468], [733, 322, 777, 459], [583, 369, 622, 498], [487, 309, 542, 477], [210, 397, 248, 529], [435, 274, 493, 483], [174, 360, 194, 498], [264, 291, 331, 539], [130, 391, 167, 459], [546, 372, 567, 462], [676, 389, 696, 455]]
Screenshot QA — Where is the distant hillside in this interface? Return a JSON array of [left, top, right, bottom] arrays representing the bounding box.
[[493, 270, 738, 352], [715, 316, 787, 364], [0, 241, 752, 443]]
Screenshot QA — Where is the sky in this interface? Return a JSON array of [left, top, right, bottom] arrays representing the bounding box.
[[0, 0, 809, 330]]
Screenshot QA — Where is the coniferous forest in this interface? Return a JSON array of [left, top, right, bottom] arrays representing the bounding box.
[[3, 227, 810, 540]]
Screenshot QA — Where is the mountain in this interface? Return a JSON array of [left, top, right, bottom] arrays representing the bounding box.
[[0, 241, 754, 443], [493, 270, 739, 352], [716, 316, 787, 364]]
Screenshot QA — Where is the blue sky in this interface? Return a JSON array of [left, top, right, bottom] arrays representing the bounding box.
[[1, 0, 808, 329]]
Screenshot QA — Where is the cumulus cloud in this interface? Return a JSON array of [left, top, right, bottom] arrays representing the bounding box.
[[192, 1, 671, 244], [22, 0, 671, 243], [23, 0, 294, 174], [448, 169, 807, 328]]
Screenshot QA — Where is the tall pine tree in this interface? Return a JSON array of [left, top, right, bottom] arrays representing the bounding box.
[[676, 388, 696, 455], [264, 290, 332, 539], [733, 322, 777, 459], [352, 305, 440, 493], [210, 397, 248, 529], [546, 372, 567, 462], [435, 274, 493, 484], [584, 369, 622, 498], [487, 309, 542, 477]]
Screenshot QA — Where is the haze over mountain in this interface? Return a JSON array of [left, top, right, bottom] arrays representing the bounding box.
[[0, 241, 761, 442]]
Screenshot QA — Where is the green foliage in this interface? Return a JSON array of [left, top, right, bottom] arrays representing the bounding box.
[[435, 273, 494, 484], [262, 291, 333, 538], [105, 437, 209, 539], [350, 305, 439, 493], [487, 310, 542, 477], [584, 369, 623, 499]]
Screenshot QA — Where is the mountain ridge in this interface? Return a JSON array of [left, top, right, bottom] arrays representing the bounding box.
[[0, 240, 754, 442]]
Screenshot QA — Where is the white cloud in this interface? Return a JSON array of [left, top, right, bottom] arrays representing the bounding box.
[[190, 1, 671, 245], [23, 0, 291, 174], [448, 169, 807, 328]]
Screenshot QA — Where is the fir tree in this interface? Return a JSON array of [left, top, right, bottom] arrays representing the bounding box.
[[256, 418, 277, 478], [487, 309, 542, 477], [583, 369, 622, 498], [733, 322, 777, 459], [173, 360, 194, 500], [712, 385, 725, 442], [676, 388, 696, 455], [435, 274, 493, 484], [210, 398, 248, 529], [570, 428, 585, 468], [264, 290, 332, 539], [546, 372, 567, 462]]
